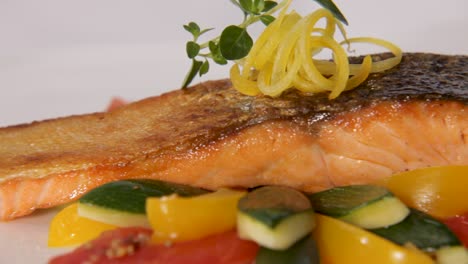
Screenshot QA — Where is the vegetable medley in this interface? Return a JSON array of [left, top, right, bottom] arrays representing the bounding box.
[[48, 166, 468, 263]]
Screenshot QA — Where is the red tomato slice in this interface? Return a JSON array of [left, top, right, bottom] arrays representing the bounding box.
[[134, 229, 258, 264], [49, 227, 152, 264], [49, 228, 258, 264], [106, 97, 127, 112], [443, 212, 468, 248]]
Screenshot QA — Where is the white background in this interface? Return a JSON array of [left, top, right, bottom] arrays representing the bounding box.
[[0, 0, 467, 262], [1, 0, 467, 127]]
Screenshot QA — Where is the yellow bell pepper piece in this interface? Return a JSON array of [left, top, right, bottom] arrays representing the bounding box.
[[383, 166, 468, 219], [48, 203, 117, 247], [146, 188, 246, 243], [313, 214, 434, 264]]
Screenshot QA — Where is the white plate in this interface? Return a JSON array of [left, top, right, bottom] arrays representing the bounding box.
[[0, 0, 467, 263]]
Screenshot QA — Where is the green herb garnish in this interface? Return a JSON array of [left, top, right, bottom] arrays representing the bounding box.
[[181, 0, 347, 88]]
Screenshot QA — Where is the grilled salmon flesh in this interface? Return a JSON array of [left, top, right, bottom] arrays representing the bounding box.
[[0, 53, 466, 220]]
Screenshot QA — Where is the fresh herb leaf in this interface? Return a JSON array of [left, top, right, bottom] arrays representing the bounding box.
[[313, 0, 348, 25], [260, 15, 275, 26], [239, 0, 264, 14], [239, 0, 253, 13], [229, 0, 242, 9], [182, 59, 203, 88], [209, 41, 228, 65], [219, 25, 253, 60], [183, 22, 201, 38], [186, 41, 200, 59], [200, 28, 215, 35], [199, 60, 210, 76], [208, 41, 218, 55], [254, 0, 266, 12], [262, 1, 278, 12]]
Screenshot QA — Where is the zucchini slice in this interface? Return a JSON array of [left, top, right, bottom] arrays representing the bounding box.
[[309, 185, 409, 229], [78, 179, 208, 227], [78, 203, 149, 227], [436, 246, 468, 264], [255, 235, 319, 264], [370, 209, 462, 252], [237, 186, 315, 250]]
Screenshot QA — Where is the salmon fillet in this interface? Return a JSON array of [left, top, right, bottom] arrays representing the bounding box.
[[0, 53, 467, 220]]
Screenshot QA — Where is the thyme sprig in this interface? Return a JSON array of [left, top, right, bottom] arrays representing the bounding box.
[[181, 0, 347, 88]]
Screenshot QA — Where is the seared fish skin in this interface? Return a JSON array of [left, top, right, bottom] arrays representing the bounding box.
[[0, 53, 466, 220]]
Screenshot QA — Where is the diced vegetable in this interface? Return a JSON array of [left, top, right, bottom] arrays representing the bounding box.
[[370, 209, 461, 252], [255, 235, 319, 264], [48, 203, 117, 247], [49, 227, 153, 264], [78, 203, 149, 228], [382, 165, 468, 219], [309, 185, 409, 229], [78, 179, 208, 226], [106, 97, 127, 111], [49, 228, 258, 264], [146, 188, 245, 243], [443, 212, 468, 248], [237, 186, 315, 250], [313, 214, 434, 264], [435, 246, 468, 264]]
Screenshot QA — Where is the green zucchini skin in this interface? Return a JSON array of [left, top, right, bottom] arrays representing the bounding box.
[[238, 186, 312, 226], [370, 209, 461, 251], [307, 185, 409, 229], [79, 179, 208, 214], [241, 208, 299, 228], [255, 235, 320, 264], [237, 186, 315, 250], [308, 185, 392, 217]]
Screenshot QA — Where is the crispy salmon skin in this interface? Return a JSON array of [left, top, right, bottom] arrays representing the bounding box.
[[0, 53, 467, 220]]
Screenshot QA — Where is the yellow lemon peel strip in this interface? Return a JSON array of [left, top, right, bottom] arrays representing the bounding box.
[[230, 5, 402, 99]]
